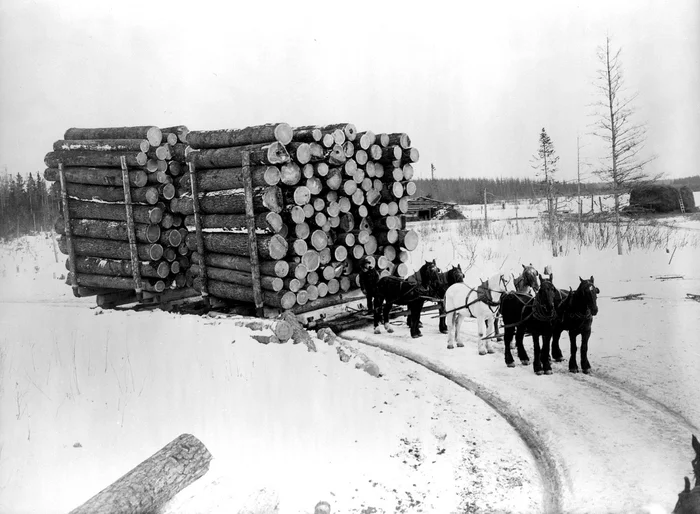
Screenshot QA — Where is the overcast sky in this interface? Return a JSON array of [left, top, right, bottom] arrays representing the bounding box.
[[1, 0, 698, 183]]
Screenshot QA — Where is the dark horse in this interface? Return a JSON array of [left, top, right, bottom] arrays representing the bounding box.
[[408, 261, 465, 334], [550, 276, 599, 374], [499, 279, 561, 374], [372, 260, 440, 338], [673, 434, 700, 514]]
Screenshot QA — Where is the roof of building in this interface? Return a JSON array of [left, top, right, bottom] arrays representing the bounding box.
[[406, 196, 457, 210]]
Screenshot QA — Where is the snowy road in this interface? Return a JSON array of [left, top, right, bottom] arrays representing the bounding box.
[[342, 291, 699, 513]]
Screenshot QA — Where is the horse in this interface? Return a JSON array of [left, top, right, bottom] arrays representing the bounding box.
[[550, 276, 599, 374], [499, 279, 561, 374], [442, 272, 511, 353], [408, 262, 465, 333], [512, 263, 541, 295], [673, 434, 700, 514], [372, 260, 440, 338]]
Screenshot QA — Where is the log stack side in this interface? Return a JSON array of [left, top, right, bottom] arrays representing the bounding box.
[[46, 122, 420, 314], [45, 125, 193, 296]]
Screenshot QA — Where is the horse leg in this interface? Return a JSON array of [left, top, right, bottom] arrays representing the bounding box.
[[516, 328, 530, 366], [504, 325, 516, 367], [569, 332, 580, 373], [410, 301, 424, 338], [485, 314, 496, 354], [532, 333, 543, 375], [455, 313, 465, 348], [438, 301, 448, 334], [580, 327, 592, 374], [477, 315, 488, 355], [383, 302, 394, 333], [542, 330, 553, 375], [551, 326, 565, 362], [446, 311, 455, 349], [373, 295, 383, 334], [494, 315, 503, 342]]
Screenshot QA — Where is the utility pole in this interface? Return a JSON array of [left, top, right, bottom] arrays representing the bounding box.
[[483, 188, 490, 228], [577, 135, 583, 245]]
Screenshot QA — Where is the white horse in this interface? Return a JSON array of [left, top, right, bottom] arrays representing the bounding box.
[[443, 273, 512, 354]]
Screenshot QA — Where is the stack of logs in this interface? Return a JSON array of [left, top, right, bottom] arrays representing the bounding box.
[[46, 122, 420, 314], [45, 125, 192, 297], [177, 122, 419, 313]]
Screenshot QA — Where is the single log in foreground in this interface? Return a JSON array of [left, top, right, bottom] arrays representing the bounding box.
[[185, 232, 287, 260], [59, 236, 164, 261], [187, 142, 290, 168], [52, 139, 150, 153], [184, 212, 284, 233], [61, 182, 162, 205], [194, 278, 297, 310], [191, 251, 289, 278], [187, 123, 293, 149], [189, 264, 284, 292], [65, 199, 163, 224], [69, 433, 211, 514], [172, 186, 283, 215], [66, 272, 165, 293], [45, 150, 147, 169], [55, 217, 161, 244], [177, 165, 281, 191], [70, 256, 171, 279], [44, 167, 148, 188], [64, 126, 163, 147]]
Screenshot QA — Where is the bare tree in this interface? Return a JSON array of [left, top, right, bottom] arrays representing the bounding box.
[[592, 36, 658, 255], [531, 127, 559, 257]]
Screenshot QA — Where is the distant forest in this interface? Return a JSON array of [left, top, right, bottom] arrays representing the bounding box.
[[0, 171, 61, 240], [414, 175, 700, 204]]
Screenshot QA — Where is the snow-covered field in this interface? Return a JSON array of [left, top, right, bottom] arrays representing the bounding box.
[[1, 197, 699, 513]]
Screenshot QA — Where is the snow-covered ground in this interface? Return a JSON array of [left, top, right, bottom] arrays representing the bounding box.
[[1, 200, 699, 513]]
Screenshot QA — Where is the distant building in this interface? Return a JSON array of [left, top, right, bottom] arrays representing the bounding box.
[[406, 196, 459, 220]]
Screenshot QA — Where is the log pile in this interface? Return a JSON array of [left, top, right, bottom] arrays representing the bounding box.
[[46, 122, 421, 314], [178, 122, 420, 312], [45, 125, 192, 295]]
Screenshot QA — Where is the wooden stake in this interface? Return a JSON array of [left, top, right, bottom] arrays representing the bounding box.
[[188, 159, 210, 307], [243, 151, 265, 317], [58, 162, 79, 296], [120, 156, 143, 298]]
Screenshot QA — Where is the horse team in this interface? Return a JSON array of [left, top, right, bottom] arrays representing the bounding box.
[[359, 258, 600, 376]]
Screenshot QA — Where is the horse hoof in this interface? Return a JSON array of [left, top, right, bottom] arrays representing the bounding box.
[[535, 370, 543, 376], [582, 368, 591, 375], [417, 322, 423, 328], [570, 368, 579, 374], [412, 334, 421, 339], [545, 370, 553, 375], [479, 350, 487, 356], [507, 362, 516, 368], [439, 329, 448, 334], [456, 342, 464, 348], [447, 344, 454, 350], [386, 327, 394, 334], [521, 360, 530, 366], [487, 348, 496, 354]]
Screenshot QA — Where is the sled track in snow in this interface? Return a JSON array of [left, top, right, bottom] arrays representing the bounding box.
[[568, 368, 699, 435], [339, 331, 563, 514]]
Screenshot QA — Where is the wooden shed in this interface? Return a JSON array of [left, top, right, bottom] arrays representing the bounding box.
[[406, 196, 458, 220]]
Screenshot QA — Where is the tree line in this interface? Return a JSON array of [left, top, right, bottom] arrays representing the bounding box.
[[0, 171, 61, 240], [413, 176, 608, 205]]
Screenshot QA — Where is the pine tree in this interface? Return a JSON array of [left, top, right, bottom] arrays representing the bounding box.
[[531, 128, 560, 256]]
